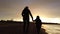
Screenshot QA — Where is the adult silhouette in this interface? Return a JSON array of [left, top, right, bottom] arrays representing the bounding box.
[[21, 6, 33, 34], [35, 16, 42, 34]]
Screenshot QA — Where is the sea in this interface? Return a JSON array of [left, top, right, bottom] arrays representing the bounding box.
[[42, 24, 60, 34]]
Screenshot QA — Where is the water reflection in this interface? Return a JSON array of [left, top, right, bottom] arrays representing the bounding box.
[[42, 24, 60, 34]]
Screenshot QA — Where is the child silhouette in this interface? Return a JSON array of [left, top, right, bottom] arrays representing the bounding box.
[[35, 16, 42, 34]]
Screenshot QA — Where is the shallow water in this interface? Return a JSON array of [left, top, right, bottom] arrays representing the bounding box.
[[42, 24, 60, 34]]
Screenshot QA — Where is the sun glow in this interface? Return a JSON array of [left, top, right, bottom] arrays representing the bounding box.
[[15, 13, 60, 23], [13, 19, 23, 21], [40, 17, 60, 23], [31, 17, 60, 23], [13, 17, 60, 23]]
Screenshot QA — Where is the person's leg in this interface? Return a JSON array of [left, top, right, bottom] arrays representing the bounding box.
[[23, 19, 26, 33], [26, 19, 29, 34], [36, 25, 39, 34], [26, 22, 29, 32], [23, 22, 26, 32], [37, 26, 39, 34], [37, 25, 40, 34], [38, 27, 40, 34]]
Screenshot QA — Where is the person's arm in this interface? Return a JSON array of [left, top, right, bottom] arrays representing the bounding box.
[[34, 19, 36, 24], [21, 10, 24, 16], [29, 10, 33, 21], [40, 19, 42, 25]]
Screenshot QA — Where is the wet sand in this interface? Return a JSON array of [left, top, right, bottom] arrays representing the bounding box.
[[0, 22, 47, 34], [0, 22, 60, 34]]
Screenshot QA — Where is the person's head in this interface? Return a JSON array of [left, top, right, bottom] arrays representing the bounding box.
[[24, 6, 29, 9], [36, 16, 40, 19]]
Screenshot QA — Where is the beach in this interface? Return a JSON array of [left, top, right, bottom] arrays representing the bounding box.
[[0, 22, 60, 34]]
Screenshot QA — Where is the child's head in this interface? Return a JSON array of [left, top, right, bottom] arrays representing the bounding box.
[[36, 16, 40, 19]]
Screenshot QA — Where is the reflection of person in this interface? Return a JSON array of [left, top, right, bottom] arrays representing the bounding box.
[[35, 16, 42, 34], [21, 6, 33, 33]]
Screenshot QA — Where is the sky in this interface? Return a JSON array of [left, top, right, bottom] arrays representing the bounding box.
[[0, 0, 60, 23]]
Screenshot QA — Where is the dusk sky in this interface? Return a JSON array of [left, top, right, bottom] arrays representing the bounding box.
[[0, 0, 60, 23]]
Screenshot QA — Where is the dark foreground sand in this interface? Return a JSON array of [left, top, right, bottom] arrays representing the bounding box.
[[0, 22, 48, 34]]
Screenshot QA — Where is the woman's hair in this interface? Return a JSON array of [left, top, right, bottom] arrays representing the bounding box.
[[24, 6, 28, 9]]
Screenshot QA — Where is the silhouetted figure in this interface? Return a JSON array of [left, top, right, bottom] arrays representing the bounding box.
[[22, 6, 33, 34], [35, 16, 42, 34]]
